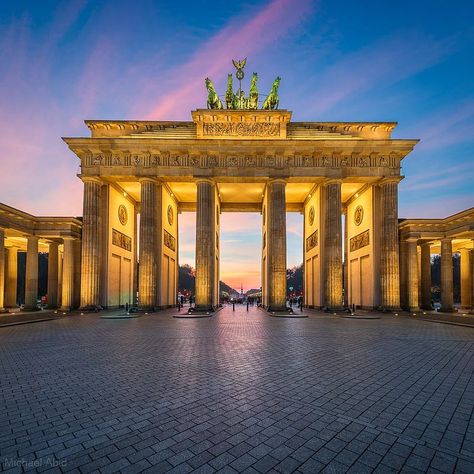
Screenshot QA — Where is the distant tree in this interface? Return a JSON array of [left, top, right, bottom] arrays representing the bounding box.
[[430, 254, 460, 303], [286, 264, 303, 294], [178, 264, 195, 294]]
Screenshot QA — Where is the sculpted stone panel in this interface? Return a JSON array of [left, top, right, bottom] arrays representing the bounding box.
[[203, 122, 280, 137], [306, 229, 318, 252], [350, 229, 370, 252], [82, 151, 400, 170], [112, 228, 132, 252], [164, 229, 176, 252]]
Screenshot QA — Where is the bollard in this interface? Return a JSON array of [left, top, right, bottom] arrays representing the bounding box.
[[232, 302, 235, 311], [246, 302, 249, 311]]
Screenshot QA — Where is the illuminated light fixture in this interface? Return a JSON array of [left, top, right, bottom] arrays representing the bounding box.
[[309, 194, 312, 198], [145, 312, 148, 315], [123, 192, 127, 197], [62, 312, 66, 315], [333, 313, 337, 316], [413, 313, 416, 316], [80, 313, 84, 315], [355, 193, 359, 198], [395, 313, 399, 316], [423, 312, 426, 315], [170, 192, 174, 197]]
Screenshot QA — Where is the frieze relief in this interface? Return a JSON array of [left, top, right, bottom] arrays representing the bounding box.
[[112, 228, 132, 252], [306, 229, 318, 252], [350, 230, 370, 252], [82, 152, 400, 169], [164, 229, 176, 252], [203, 122, 280, 137]]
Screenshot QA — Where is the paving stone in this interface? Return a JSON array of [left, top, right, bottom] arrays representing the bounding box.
[[1, 306, 473, 474]]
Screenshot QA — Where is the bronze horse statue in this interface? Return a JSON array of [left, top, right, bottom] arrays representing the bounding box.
[[205, 78, 223, 110], [225, 74, 236, 109], [247, 72, 259, 110], [262, 76, 281, 110]]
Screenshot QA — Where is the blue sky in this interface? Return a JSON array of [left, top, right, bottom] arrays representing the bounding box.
[[0, 0, 473, 289]]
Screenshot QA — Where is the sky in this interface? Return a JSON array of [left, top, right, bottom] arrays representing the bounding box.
[[0, 0, 473, 290]]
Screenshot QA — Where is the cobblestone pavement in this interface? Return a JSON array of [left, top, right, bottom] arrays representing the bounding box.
[[1, 305, 474, 473]]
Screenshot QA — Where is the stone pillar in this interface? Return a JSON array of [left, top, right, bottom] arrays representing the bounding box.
[[138, 178, 160, 310], [460, 248, 472, 310], [379, 179, 400, 310], [399, 240, 408, 310], [440, 238, 454, 312], [5, 247, 18, 307], [24, 235, 39, 311], [471, 247, 474, 313], [195, 179, 216, 311], [0, 229, 5, 311], [266, 179, 287, 311], [60, 238, 75, 311], [420, 242, 432, 310], [323, 180, 342, 309], [80, 177, 102, 309], [406, 240, 419, 311], [343, 208, 348, 307], [47, 242, 59, 308]]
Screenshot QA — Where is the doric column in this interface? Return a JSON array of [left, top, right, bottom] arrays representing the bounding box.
[[5, 247, 18, 307], [379, 179, 401, 310], [343, 208, 348, 307], [0, 229, 5, 311], [420, 242, 432, 310], [24, 235, 39, 311], [80, 177, 102, 309], [47, 242, 59, 308], [60, 238, 76, 311], [460, 248, 472, 310], [138, 178, 160, 310], [406, 239, 419, 311], [323, 180, 342, 309], [440, 238, 454, 312], [195, 179, 216, 311], [266, 179, 287, 311], [471, 246, 474, 313]]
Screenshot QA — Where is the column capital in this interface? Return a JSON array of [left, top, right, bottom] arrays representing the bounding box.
[[378, 176, 403, 185], [323, 178, 342, 186], [80, 176, 103, 185], [25, 235, 39, 242], [267, 178, 287, 186], [195, 178, 215, 186], [138, 177, 159, 185], [420, 241, 432, 248], [440, 237, 452, 244]]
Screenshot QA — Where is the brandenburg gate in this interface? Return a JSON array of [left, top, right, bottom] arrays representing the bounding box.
[[64, 101, 418, 313]]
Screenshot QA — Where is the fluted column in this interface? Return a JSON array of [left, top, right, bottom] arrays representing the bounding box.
[[266, 179, 287, 311], [406, 239, 419, 311], [60, 238, 76, 311], [343, 208, 348, 307], [440, 238, 454, 312], [195, 179, 216, 311], [460, 248, 472, 310], [5, 247, 18, 307], [138, 178, 160, 310], [379, 179, 401, 310], [323, 180, 342, 309], [0, 229, 5, 311], [420, 242, 432, 310], [24, 235, 39, 311], [47, 242, 59, 308], [80, 177, 102, 309]]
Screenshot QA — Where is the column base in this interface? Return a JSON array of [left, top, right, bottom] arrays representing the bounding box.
[[407, 307, 420, 313], [377, 306, 402, 313], [440, 307, 455, 313], [191, 305, 215, 313], [79, 305, 103, 312], [0, 308, 8, 313], [21, 306, 40, 312]]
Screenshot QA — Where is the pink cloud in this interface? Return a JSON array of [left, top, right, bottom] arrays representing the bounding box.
[[305, 32, 455, 115], [141, 0, 313, 119]]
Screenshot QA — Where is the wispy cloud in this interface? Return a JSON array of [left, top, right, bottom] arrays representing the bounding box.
[[305, 32, 456, 115]]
